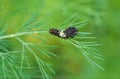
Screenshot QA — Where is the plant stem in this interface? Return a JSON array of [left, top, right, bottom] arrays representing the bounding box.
[[0, 31, 47, 40]]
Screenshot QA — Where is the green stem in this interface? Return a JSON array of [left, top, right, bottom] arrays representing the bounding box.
[[0, 31, 47, 40]]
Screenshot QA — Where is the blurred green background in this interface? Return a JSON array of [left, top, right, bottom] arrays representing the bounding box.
[[0, 0, 120, 79]]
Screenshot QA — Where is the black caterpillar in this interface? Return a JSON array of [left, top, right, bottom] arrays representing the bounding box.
[[49, 27, 78, 39]]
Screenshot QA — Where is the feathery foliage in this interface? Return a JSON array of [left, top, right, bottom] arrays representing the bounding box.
[[0, 12, 104, 79]]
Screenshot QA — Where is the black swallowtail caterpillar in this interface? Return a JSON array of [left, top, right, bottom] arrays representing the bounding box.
[[49, 27, 78, 39]]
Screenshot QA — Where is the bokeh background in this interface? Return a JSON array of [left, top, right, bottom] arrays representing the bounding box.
[[0, 0, 120, 79]]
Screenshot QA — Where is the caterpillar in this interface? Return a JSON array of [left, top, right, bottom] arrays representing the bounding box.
[[49, 27, 78, 39]]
